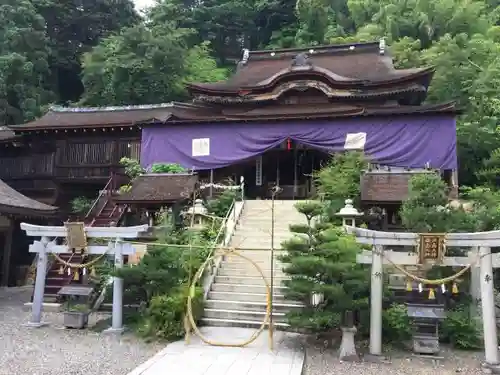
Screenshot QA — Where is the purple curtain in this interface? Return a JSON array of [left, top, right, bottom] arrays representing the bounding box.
[[141, 116, 457, 170]]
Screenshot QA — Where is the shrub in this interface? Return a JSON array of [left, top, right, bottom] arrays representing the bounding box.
[[70, 196, 94, 215], [150, 163, 186, 174], [441, 307, 482, 350], [136, 286, 204, 341], [382, 303, 412, 343], [120, 157, 145, 179], [204, 189, 239, 218]]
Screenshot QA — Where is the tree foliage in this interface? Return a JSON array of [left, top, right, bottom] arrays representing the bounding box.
[[280, 201, 369, 332], [80, 24, 227, 106], [0, 0, 52, 125]]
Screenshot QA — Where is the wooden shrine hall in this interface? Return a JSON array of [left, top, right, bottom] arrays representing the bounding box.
[[0, 39, 459, 220]]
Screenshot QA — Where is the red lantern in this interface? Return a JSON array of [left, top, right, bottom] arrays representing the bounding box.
[[287, 138, 291, 151]]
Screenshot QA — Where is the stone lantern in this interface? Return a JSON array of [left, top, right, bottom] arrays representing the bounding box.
[[335, 199, 362, 227], [185, 199, 207, 228], [335, 198, 363, 362]]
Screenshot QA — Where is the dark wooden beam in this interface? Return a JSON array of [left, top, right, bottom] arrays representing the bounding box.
[[1, 219, 14, 286]]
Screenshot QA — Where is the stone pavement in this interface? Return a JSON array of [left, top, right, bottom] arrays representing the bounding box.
[[127, 327, 305, 375]]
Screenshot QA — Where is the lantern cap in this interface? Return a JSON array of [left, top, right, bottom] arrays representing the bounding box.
[[186, 199, 207, 215], [335, 199, 362, 217]]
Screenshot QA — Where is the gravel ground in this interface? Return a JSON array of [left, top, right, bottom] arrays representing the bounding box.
[[0, 287, 491, 375], [0, 287, 163, 375], [304, 343, 487, 375]]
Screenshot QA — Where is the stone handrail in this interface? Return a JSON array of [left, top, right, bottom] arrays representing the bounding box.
[[202, 199, 245, 299]]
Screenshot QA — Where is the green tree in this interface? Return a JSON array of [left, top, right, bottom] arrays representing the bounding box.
[[399, 173, 478, 233], [0, 0, 52, 124], [279, 200, 369, 331], [35, 0, 140, 104], [80, 24, 227, 105], [314, 151, 366, 218]]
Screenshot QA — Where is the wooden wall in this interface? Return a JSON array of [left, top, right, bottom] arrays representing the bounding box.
[[0, 136, 141, 182]]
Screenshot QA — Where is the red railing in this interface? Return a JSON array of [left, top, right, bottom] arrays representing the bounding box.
[[84, 172, 130, 227], [85, 175, 114, 221]]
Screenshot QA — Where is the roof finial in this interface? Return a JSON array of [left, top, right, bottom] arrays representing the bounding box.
[[379, 38, 386, 55], [241, 48, 250, 65]]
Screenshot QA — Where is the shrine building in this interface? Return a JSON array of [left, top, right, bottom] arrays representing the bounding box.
[[140, 40, 458, 201]]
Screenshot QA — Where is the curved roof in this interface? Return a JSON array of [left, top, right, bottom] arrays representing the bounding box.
[[0, 179, 58, 217], [187, 41, 434, 94]]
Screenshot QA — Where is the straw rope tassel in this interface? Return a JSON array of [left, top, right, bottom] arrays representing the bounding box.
[[406, 280, 412, 291], [90, 267, 97, 278], [428, 288, 435, 300], [58, 265, 64, 275], [73, 270, 79, 281], [452, 282, 459, 294]]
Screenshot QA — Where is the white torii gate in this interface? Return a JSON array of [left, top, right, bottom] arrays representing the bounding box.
[[21, 223, 148, 333], [346, 226, 500, 370]]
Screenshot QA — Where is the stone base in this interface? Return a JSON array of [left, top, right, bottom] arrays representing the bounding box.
[[23, 302, 62, 313], [482, 363, 500, 374], [363, 354, 391, 364], [103, 326, 125, 335], [339, 327, 359, 362], [23, 321, 49, 328]]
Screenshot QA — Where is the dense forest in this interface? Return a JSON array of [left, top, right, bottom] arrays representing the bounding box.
[[2, 0, 500, 185]]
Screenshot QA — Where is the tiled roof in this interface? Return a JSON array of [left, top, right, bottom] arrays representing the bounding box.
[[0, 179, 58, 216], [14, 103, 174, 130], [0, 126, 16, 141], [115, 173, 198, 204], [188, 41, 433, 93]]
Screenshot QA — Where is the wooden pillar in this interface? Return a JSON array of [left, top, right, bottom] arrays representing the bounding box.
[[209, 169, 214, 198], [1, 219, 14, 287]]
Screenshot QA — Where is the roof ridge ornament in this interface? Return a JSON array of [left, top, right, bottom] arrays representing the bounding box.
[[291, 52, 312, 68], [241, 48, 250, 64], [379, 38, 386, 55]]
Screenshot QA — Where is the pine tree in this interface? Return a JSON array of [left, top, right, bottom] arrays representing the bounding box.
[[279, 201, 370, 332]]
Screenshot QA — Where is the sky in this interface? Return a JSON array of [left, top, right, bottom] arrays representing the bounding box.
[[133, 0, 155, 10]]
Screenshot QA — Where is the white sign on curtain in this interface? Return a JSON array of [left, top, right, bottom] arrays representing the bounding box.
[[344, 132, 367, 150], [192, 138, 210, 157]]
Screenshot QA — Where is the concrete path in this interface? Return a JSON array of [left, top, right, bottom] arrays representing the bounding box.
[[127, 327, 305, 375]]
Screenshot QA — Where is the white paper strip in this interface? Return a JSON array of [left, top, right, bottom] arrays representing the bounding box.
[[344, 132, 367, 150], [192, 138, 210, 157]]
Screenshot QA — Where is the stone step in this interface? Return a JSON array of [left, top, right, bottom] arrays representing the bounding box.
[[230, 241, 292, 251], [230, 235, 297, 243], [219, 263, 287, 273], [200, 317, 290, 329], [220, 249, 288, 256], [211, 283, 287, 294], [214, 275, 288, 285], [232, 244, 287, 250], [203, 308, 287, 322], [204, 299, 303, 313], [221, 257, 286, 265], [236, 224, 303, 231], [220, 261, 287, 269], [207, 291, 287, 303], [217, 267, 287, 277]]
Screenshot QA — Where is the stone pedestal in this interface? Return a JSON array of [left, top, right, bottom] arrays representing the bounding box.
[[339, 327, 359, 362]]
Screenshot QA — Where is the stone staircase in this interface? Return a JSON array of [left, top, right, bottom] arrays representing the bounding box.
[[202, 200, 307, 329]]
